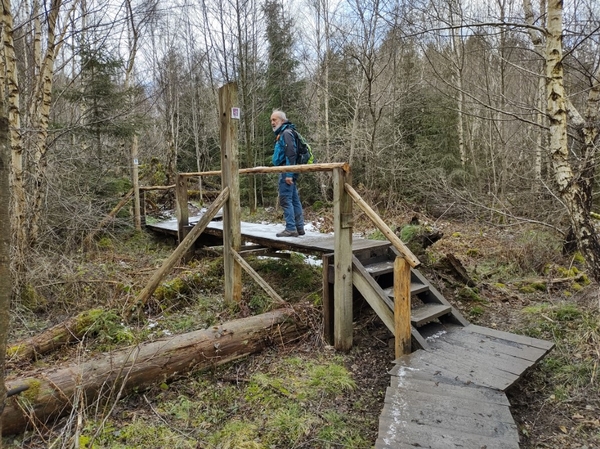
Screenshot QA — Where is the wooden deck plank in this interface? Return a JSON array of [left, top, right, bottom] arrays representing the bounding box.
[[378, 410, 518, 439], [427, 338, 534, 377], [391, 349, 516, 391], [440, 328, 551, 363], [429, 347, 520, 385], [464, 324, 555, 350], [377, 419, 519, 449], [390, 373, 510, 406], [148, 218, 392, 254], [382, 387, 515, 423]]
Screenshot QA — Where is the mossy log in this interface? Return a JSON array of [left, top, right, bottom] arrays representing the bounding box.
[[6, 309, 104, 363], [1, 308, 304, 436]]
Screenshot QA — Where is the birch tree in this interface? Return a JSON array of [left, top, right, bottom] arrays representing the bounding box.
[[524, 0, 600, 280], [1, 0, 26, 288], [0, 81, 10, 439]]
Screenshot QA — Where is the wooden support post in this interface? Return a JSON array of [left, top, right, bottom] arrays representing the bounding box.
[[139, 189, 146, 227], [231, 250, 287, 305], [219, 83, 242, 304], [322, 253, 334, 344], [394, 257, 412, 358], [126, 188, 229, 320], [332, 167, 353, 351], [175, 173, 189, 243]]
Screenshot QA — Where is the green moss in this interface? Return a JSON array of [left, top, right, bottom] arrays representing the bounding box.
[[519, 282, 546, 293], [77, 309, 135, 348], [6, 344, 27, 358], [399, 225, 420, 242], [208, 421, 262, 448], [456, 286, 483, 302], [572, 252, 585, 265], [572, 283, 583, 292], [22, 379, 42, 402], [97, 237, 113, 249], [19, 284, 48, 311], [522, 303, 550, 314], [557, 266, 580, 277]]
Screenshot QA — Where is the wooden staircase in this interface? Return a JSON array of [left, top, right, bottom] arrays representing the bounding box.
[[324, 243, 554, 448], [326, 244, 469, 350]]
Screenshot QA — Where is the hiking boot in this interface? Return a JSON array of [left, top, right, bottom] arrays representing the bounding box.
[[297, 228, 305, 236], [276, 229, 299, 237]]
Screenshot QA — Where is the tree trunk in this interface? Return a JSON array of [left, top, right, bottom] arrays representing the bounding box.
[[6, 309, 106, 363], [2, 0, 27, 292], [1, 308, 305, 436], [545, 0, 600, 282], [0, 88, 12, 438]]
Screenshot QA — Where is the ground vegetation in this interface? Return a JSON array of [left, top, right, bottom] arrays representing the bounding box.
[[2, 205, 598, 448]]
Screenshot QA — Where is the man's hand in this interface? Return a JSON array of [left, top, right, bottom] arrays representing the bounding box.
[[285, 177, 294, 185]]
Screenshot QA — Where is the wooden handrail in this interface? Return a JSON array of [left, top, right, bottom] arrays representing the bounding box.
[[344, 183, 420, 268], [179, 162, 349, 178], [139, 185, 175, 191]]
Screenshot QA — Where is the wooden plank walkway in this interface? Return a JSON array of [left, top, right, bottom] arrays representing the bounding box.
[[375, 324, 554, 449], [147, 217, 391, 254], [147, 215, 555, 449]]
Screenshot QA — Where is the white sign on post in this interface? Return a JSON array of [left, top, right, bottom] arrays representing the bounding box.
[[231, 107, 240, 119]]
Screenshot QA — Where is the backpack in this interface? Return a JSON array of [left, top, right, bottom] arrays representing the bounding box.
[[293, 130, 315, 165]]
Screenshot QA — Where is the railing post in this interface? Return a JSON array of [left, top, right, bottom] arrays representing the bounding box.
[[175, 173, 189, 242], [394, 257, 412, 357], [333, 167, 353, 351], [139, 189, 146, 227], [219, 82, 242, 303]]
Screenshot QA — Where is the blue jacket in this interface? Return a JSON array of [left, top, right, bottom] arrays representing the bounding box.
[[272, 122, 298, 179]]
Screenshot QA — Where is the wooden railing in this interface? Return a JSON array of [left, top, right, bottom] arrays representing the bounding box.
[[130, 83, 417, 356], [344, 183, 420, 357]]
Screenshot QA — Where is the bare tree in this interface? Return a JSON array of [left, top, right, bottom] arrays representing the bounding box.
[[530, 0, 600, 280], [0, 78, 10, 440]]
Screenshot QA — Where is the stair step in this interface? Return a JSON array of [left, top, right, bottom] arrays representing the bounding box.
[[362, 260, 394, 275], [383, 282, 429, 298], [411, 304, 452, 326]]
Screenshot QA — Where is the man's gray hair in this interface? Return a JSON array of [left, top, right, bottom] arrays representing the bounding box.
[[272, 109, 287, 121]]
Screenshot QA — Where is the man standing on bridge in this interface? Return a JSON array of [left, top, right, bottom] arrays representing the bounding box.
[[270, 109, 305, 238]]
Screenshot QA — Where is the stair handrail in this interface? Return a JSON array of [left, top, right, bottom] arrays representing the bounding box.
[[344, 183, 420, 268], [344, 183, 417, 356]]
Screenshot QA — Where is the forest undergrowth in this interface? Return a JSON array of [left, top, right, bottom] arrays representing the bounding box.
[[3, 206, 599, 449]]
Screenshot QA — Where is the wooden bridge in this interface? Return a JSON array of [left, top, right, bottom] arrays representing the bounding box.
[[147, 215, 553, 449], [139, 83, 553, 448]]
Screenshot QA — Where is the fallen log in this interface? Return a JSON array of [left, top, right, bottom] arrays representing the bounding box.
[[6, 309, 104, 363], [1, 307, 304, 436]]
